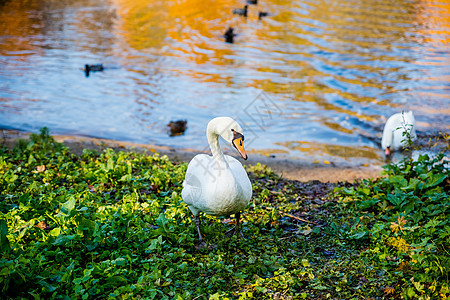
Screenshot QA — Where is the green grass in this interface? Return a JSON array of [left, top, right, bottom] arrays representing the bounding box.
[[0, 128, 448, 299]]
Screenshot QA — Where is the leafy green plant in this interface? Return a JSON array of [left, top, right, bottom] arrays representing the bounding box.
[[333, 151, 449, 299], [1, 128, 448, 299]]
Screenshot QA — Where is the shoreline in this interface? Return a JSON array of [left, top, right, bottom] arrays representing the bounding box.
[[1, 129, 383, 182]]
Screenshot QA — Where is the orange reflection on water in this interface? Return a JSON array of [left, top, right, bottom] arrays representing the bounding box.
[[413, 0, 450, 102], [276, 140, 382, 161], [0, 0, 44, 57], [113, 0, 169, 50], [0, 0, 117, 57], [415, 0, 450, 46], [248, 148, 290, 157], [113, 0, 244, 83]]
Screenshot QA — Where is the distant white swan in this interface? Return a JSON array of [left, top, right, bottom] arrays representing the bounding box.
[[381, 111, 417, 156], [181, 117, 252, 245]]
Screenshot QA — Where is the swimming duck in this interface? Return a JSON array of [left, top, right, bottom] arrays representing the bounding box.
[[84, 64, 104, 77], [381, 111, 417, 156], [224, 27, 237, 43], [168, 120, 187, 136], [233, 5, 248, 17], [258, 11, 269, 19], [181, 117, 252, 246]]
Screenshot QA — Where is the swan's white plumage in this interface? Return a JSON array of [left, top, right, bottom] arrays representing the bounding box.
[[381, 111, 416, 153], [181, 117, 252, 220], [182, 154, 251, 216]]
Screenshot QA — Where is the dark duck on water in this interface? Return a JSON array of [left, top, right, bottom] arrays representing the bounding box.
[[233, 5, 248, 17], [258, 11, 270, 19], [168, 120, 187, 136], [224, 27, 237, 43], [84, 64, 104, 77]]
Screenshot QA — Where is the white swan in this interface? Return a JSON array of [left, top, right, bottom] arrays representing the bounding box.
[[381, 111, 417, 156], [181, 117, 252, 245]]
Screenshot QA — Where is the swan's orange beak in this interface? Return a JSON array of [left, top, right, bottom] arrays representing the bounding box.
[[384, 147, 391, 156], [232, 137, 248, 160]]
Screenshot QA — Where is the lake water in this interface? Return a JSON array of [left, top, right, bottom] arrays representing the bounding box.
[[1, 0, 449, 165]]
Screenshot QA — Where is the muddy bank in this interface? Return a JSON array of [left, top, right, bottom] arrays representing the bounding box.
[[1, 129, 383, 182]]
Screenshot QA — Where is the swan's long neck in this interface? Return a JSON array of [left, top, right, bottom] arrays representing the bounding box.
[[385, 129, 393, 147], [207, 122, 228, 169]]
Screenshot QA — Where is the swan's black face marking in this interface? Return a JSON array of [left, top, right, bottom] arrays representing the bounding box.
[[231, 129, 244, 142], [231, 129, 247, 160]]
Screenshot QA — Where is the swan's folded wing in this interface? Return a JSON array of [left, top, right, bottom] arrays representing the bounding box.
[[181, 154, 213, 206], [182, 172, 202, 206], [225, 155, 252, 200]]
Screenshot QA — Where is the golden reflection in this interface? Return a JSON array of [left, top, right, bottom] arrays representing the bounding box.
[[113, 0, 169, 50], [72, 4, 117, 53], [248, 148, 290, 157], [322, 121, 354, 135], [0, 0, 117, 56], [112, 0, 448, 117], [0, 0, 44, 57], [415, 0, 450, 45], [244, 1, 420, 126], [277, 140, 382, 160], [113, 0, 243, 82], [412, 0, 450, 103]]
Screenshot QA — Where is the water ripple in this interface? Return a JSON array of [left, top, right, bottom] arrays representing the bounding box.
[[0, 0, 448, 164]]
